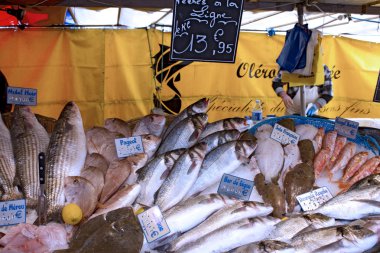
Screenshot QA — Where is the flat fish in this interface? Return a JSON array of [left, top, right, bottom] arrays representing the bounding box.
[[104, 117, 132, 138], [0, 113, 20, 200], [11, 106, 49, 207], [136, 149, 185, 206], [255, 138, 284, 183], [156, 113, 208, 155], [199, 117, 249, 139], [90, 184, 141, 219], [132, 114, 166, 137], [155, 143, 207, 211], [295, 124, 318, 141], [297, 139, 314, 166], [45, 101, 87, 219], [330, 142, 356, 173], [161, 98, 208, 140], [184, 140, 257, 199], [254, 124, 273, 141], [342, 152, 368, 182], [64, 176, 97, 219], [279, 144, 301, 191]]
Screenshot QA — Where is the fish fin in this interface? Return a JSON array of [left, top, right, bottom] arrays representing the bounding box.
[[188, 129, 201, 143], [160, 168, 171, 180], [153, 190, 160, 203], [97, 202, 107, 209], [187, 161, 198, 175], [353, 199, 380, 207]]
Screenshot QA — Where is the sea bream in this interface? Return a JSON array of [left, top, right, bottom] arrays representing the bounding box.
[[255, 138, 284, 183], [184, 140, 257, 199], [83, 153, 109, 176], [45, 101, 87, 219], [0, 113, 20, 200], [199, 117, 249, 139], [104, 117, 132, 138], [161, 98, 208, 140], [11, 106, 50, 207], [156, 113, 208, 155], [135, 149, 185, 206], [155, 142, 207, 211], [176, 217, 280, 253], [86, 127, 122, 163], [132, 114, 166, 137], [167, 201, 273, 251]]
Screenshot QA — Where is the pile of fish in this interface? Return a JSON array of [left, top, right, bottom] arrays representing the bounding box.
[[1, 98, 380, 252]]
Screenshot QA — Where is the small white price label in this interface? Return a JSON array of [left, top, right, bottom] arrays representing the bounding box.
[[0, 199, 26, 226], [137, 206, 170, 243], [334, 117, 359, 139], [296, 187, 333, 211], [270, 123, 300, 145], [7, 87, 37, 106], [115, 136, 144, 158]]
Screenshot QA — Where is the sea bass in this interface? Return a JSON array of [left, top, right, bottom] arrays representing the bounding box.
[[45, 101, 87, 218], [330, 142, 356, 173], [161, 98, 208, 140], [291, 225, 377, 253], [10, 106, 49, 207], [100, 153, 147, 204], [132, 114, 166, 137], [156, 113, 208, 155], [184, 140, 257, 199], [255, 138, 284, 183], [64, 176, 97, 219], [135, 149, 185, 206], [199, 117, 249, 139], [155, 143, 207, 211], [167, 201, 273, 251], [342, 152, 369, 182], [309, 185, 380, 220], [268, 213, 335, 242], [230, 240, 295, 253], [198, 129, 241, 154], [104, 117, 132, 138], [90, 184, 141, 219], [176, 217, 280, 253]]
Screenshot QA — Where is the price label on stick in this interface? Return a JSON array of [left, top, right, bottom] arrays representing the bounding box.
[[217, 173, 254, 201], [115, 136, 144, 158], [137, 206, 170, 243], [0, 199, 26, 226], [296, 187, 333, 211], [7, 87, 37, 106], [270, 123, 300, 145], [334, 117, 359, 139]]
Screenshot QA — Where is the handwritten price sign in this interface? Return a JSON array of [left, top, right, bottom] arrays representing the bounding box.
[[137, 206, 170, 243], [115, 136, 144, 158], [171, 0, 244, 62], [271, 123, 300, 145], [334, 117, 359, 139], [217, 173, 254, 201], [0, 199, 26, 226], [296, 187, 333, 211]]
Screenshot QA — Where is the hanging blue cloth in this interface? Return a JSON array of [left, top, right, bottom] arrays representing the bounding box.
[[276, 23, 312, 73]]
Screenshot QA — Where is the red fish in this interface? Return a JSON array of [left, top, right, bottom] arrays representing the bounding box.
[[322, 130, 338, 156], [326, 136, 347, 171], [314, 148, 330, 178], [342, 152, 369, 182], [348, 156, 380, 186], [330, 142, 356, 173], [313, 128, 325, 153]]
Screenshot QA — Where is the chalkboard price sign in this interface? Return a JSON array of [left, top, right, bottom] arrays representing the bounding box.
[[171, 0, 244, 63], [373, 70, 380, 103]]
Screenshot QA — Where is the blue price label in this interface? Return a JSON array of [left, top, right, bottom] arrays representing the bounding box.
[[217, 173, 254, 201], [0, 199, 26, 227], [334, 117, 359, 139], [137, 206, 170, 243], [7, 87, 37, 106], [115, 136, 144, 158]]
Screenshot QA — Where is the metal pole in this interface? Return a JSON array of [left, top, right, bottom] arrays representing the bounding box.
[[297, 3, 306, 116]]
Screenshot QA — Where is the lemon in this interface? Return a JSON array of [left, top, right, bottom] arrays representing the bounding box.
[[62, 203, 83, 225]]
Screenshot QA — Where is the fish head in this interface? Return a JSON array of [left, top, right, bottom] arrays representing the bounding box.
[[60, 101, 82, 124], [142, 134, 161, 151], [127, 153, 148, 169], [13, 105, 37, 128], [148, 114, 166, 126], [221, 129, 241, 143], [189, 142, 208, 161], [233, 201, 273, 214], [104, 118, 125, 129], [235, 140, 257, 159], [192, 113, 208, 129], [188, 98, 209, 115], [199, 194, 237, 205], [224, 117, 249, 132], [164, 149, 185, 167], [304, 213, 335, 228], [342, 225, 378, 247], [258, 240, 293, 251]]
